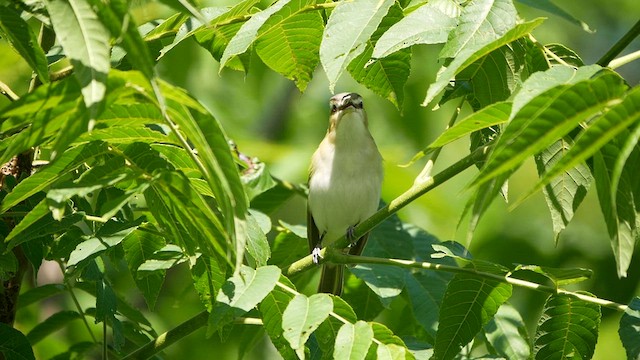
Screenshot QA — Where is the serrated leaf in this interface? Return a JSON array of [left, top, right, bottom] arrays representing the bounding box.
[[423, 18, 544, 106], [0, 6, 49, 82], [348, 4, 410, 108], [244, 212, 270, 266], [255, 0, 323, 91], [45, 0, 110, 125], [122, 229, 166, 310], [0, 142, 109, 214], [404, 272, 448, 344], [207, 265, 280, 335], [0, 323, 35, 360], [320, 0, 394, 92], [282, 293, 333, 358], [372, 1, 456, 59], [440, 0, 517, 59], [242, 162, 277, 201], [315, 296, 358, 358], [484, 303, 530, 360], [26, 311, 82, 344], [619, 297, 640, 360], [472, 71, 627, 188], [370, 322, 409, 360], [220, 0, 291, 69], [433, 267, 513, 360], [259, 279, 297, 360], [334, 321, 374, 360], [534, 139, 592, 242], [158, 7, 229, 60], [534, 293, 601, 360], [67, 219, 142, 268]]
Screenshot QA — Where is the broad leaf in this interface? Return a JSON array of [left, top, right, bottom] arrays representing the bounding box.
[[0, 6, 49, 82], [122, 229, 166, 310], [619, 297, 640, 360], [207, 265, 281, 335], [433, 263, 512, 360], [0, 323, 35, 360], [534, 293, 601, 360], [484, 303, 530, 359], [44, 0, 110, 125], [512, 265, 592, 287], [423, 18, 544, 106], [259, 279, 297, 359], [315, 296, 358, 358], [320, 0, 394, 92], [282, 293, 333, 358], [26, 311, 82, 344], [472, 71, 627, 188], [334, 321, 374, 360], [372, 1, 456, 59], [439, 0, 517, 59]]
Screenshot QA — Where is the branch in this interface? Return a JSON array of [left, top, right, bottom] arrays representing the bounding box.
[[597, 19, 640, 67], [284, 145, 491, 277], [335, 253, 628, 312], [0, 80, 19, 101]]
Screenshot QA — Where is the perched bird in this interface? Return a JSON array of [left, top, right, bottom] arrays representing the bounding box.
[[307, 92, 383, 295]]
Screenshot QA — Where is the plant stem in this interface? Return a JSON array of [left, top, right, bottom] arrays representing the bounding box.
[[597, 19, 640, 67], [0, 80, 19, 101], [284, 144, 490, 278], [336, 253, 627, 312], [609, 49, 640, 70]]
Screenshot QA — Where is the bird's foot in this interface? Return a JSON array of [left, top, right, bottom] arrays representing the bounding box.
[[346, 225, 357, 245], [312, 247, 323, 264]]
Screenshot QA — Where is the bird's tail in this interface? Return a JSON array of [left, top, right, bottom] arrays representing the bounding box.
[[318, 264, 344, 295]]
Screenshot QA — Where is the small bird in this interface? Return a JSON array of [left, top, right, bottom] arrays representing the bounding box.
[[308, 92, 383, 295]]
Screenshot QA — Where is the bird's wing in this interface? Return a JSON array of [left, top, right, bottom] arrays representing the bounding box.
[[307, 203, 321, 252]]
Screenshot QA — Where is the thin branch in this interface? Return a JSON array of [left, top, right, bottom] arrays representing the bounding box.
[[335, 253, 628, 312], [609, 49, 640, 70], [50, 66, 74, 82], [597, 19, 640, 67], [0, 80, 19, 101], [284, 144, 491, 278]]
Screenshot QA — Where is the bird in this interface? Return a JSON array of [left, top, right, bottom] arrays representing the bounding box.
[[307, 92, 383, 295]]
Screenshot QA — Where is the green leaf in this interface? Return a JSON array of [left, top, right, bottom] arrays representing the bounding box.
[[404, 272, 448, 344], [207, 265, 281, 335], [44, 0, 110, 125], [534, 139, 592, 242], [348, 4, 410, 108], [439, 0, 517, 59], [89, 0, 155, 78], [242, 162, 277, 201], [433, 265, 512, 360], [26, 311, 82, 344], [619, 297, 640, 360], [158, 7, 229, 60], [143, 13, 188, 42], [244, 212, 270, 266], [512, 265, 592, 287], [269, 228, 309, 269], [255, 0, 323, 91], [342, 276, 384, 322], [372, 1, 456, 59], [315, 296, 358, 358], [190, 253, 227, 312], [157, 0, 206, 26], [220, 0, 292, 69], [18, 284, 66, 308], [534, 293, 601, 360], [0, 6, 49, 82], [484, 303, 530, 360], [472, 71, 627, 188], [122, 229, 166, 310], [334, 321, 374, 360], [0, 323, 35, 360], [259, 278, 297, 360], [0, 142, 109, 213], [67, 219, 142, 269], [423, 18, 544, 106], [370, 322, 410, 360], [320, 0, 394, 92], [516, 0, 593, 32], [282, 293, 333, 358]]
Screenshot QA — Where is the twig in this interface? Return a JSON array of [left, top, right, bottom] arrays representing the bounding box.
[[609, 49, 640, 70], [597, 19, 640, 67], [0, 80, 19, 101], [50, 66, 74, 82], [285, 144, 491, 277]]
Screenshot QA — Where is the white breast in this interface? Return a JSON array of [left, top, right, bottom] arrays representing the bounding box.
[[308, 113, 383, 245]]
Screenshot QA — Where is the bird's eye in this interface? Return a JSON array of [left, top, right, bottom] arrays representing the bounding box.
[[330, 104, 338, 113]]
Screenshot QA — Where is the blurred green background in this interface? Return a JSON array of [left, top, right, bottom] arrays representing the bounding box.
[[1, 0, 639, 358]]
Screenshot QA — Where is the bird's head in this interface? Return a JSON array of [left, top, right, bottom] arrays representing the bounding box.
[[328, 93, 369, 138]]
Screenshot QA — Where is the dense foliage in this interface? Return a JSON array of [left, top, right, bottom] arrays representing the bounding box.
[[0, 0, 639, 359]]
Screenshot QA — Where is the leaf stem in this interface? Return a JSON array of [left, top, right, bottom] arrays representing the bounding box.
[[609, 49, 640, 70], [597, 19, 640, 67], [284, 144, 490, 277], [59, 262, 98, 343], [0, 80, 19, 101], [336, 253, 628, 312]]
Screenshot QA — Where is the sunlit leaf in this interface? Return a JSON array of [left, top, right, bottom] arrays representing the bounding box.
[[122, 229, 166, 310], [334, 321, 373, 360], [259, 278, 297, 359], [282, 293, 333, 358], [0, 6, 49, 82], [516, 0, 593, 32], [484, 303, 530, 359], [534, 293, 601, 360]]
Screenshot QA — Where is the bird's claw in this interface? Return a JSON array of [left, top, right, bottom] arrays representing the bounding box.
[[346, 225, 357, 244], [312, 247, 322, 264]]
